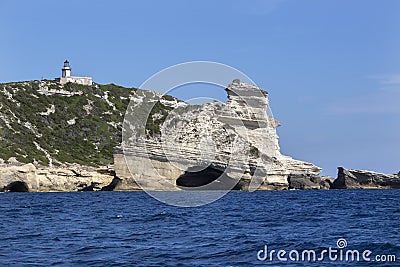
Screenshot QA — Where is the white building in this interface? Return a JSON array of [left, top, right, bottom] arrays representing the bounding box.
[[56, 60, 92, 85]]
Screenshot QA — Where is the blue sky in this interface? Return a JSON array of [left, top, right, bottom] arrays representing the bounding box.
[[1, 0, 399, 176]]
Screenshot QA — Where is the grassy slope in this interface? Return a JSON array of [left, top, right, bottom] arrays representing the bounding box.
[[0, 80, 174, 167]]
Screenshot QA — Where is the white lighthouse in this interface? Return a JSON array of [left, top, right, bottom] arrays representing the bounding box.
[[61, 60, 71, 78], [57, 60, 93, 85]]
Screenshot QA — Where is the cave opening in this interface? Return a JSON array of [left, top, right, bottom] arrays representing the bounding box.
[[176, 165, 243, 190], [6, 181, 29, 192]]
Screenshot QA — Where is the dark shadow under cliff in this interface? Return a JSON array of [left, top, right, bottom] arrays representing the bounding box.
[[4, 181, 29, 192], [176, 165, 243, 190]]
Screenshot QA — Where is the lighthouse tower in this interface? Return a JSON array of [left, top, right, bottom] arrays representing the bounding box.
[[61, 60, 71, 78], [57, 60, 92, 85]]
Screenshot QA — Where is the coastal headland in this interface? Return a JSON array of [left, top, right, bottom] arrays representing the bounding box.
[[0, 80, 398, 192]]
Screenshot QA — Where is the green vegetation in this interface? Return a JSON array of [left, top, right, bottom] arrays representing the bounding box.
[[0, 80, 177, 167], [145, 100, 174, 136]]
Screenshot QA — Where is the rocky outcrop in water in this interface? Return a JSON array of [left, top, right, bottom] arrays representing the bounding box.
[[288, 174, 334, 190], [331, 167, 400, 189], [0, 163, 116, 192], [117, 80, 322, 191]]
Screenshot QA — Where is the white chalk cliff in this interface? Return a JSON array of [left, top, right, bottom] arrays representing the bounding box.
[[116, 80, 322, 190], [0, 80, 322, 192], [0, 163, 117, 192]]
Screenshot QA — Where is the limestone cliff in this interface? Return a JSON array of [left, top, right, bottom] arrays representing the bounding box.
[[0, 163, 118, 192], [0, 79, 323, 192], [117, 80, 322, 190]]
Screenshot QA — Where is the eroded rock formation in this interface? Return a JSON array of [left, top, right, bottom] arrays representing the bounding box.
[[288, 174, 334, 190], [0, 163, 117, 192], [116, 80, 322, 190], [331, 167, 400, 189]]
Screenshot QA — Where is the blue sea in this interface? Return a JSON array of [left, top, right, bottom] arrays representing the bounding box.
[[0, 190, 399, 266]]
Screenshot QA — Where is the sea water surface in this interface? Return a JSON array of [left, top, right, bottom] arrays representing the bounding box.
[[0, 190, 399, 266]]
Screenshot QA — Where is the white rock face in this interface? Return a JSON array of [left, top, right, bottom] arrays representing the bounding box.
[[0, 164, 116, 192], [117, 80, 321, 190]]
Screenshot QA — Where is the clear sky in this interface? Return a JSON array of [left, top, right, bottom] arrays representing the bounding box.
[[1, 0, 399, 176]]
